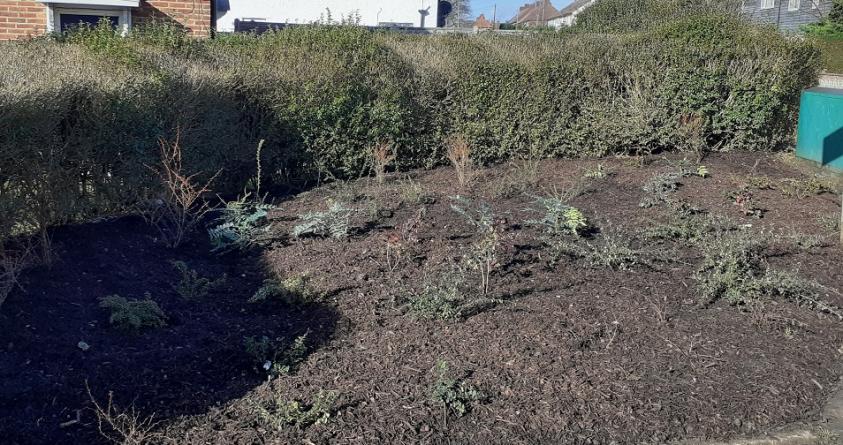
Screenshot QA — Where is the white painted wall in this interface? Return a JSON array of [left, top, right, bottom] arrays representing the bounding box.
[[549, 0, 596, 28], [216, 0, 441, 32]]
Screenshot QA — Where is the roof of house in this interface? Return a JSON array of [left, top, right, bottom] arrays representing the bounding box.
[[558, 0, 593, 17], [473, 14, 494, 29], [511, 0, 561, 24]]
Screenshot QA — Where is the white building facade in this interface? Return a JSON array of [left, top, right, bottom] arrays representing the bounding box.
[[216, 0, 445, 32], [548, 0, 596, 28]]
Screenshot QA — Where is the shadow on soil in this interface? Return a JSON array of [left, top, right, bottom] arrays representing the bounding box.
[[0, 216, 340, 445]]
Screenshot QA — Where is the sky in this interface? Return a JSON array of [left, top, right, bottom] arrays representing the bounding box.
[[468, 0, 573, 22]]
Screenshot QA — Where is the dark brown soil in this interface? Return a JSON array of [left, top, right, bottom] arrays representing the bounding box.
[[2, 152, 842, 445], [0, 218, 339, 445]]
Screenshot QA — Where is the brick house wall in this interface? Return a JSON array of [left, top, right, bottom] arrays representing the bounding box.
[[0, 0, 47, 40], [136, 0, 211, 36], [743, 0, 832, 32], [0, 0, 211, 40]]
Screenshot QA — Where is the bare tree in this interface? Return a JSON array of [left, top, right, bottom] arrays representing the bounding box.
[[446, 0, 472, 27]]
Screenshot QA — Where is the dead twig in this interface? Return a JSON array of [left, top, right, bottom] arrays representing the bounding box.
[[142, 128, 220, 248]]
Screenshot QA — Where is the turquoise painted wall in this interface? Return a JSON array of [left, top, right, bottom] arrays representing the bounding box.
[[796, 88, 843, 171]]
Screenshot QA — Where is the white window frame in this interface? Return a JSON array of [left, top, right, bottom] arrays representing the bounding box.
[[788, 0, 801, 11], [45, 5, 131, 34], [760, 0, 776, 9]]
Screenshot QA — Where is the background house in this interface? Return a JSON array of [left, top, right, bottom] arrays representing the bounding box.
[[0, 0, 211, 39], [510, 0, 561, 27], [548, 0, 596, 27], [473, 13, 495, 30], [215, 0, 447, 32], [742, 0, 833, 32]]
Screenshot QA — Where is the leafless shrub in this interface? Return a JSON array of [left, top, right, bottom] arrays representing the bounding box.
[[446, 135, 473, 188], [143, 130, 220, 248], [678, 113, 707, 163], [370, 141, 396, 184], [87, 384, 161, 445], [385, 208, 425, 272], [0, 242, 33, 310]]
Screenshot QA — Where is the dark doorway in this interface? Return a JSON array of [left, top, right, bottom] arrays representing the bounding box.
[[437, 1, 452, 27]]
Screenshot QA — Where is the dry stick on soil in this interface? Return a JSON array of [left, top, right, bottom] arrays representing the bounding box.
[[86, 383, 161, 445], [370, 141, 396, 185], [0, 242, 32, 310], [144, 129, 221, 248], [446, 135, 473, 188]]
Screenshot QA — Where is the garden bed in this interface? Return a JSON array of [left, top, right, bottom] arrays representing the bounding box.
[[1, 152, 842, 444]]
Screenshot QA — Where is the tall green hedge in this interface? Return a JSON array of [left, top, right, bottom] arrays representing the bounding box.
[[575, 0, 742, 33], [0, 16, 822, 239]]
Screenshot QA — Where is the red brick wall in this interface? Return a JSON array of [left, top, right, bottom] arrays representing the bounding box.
[[135, 0, 211, 37], [0, 0, 47, 40], [0, 0, 211, 40]]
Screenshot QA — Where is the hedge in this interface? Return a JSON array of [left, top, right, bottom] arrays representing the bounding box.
[[0, 15, 822, 242]]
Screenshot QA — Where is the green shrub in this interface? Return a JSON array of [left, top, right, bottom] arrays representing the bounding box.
[[527, 195, 589, 238], [404, 266, 501, 320], [407, 268, 466, 320], [254, 390, 337, 430], [549, 229, 651, 271], [249, 275, 322, 305], [803, 0, 843, 40], [99, 294, 167, 331], [646, 212, 734, 243], [207, 195, 275, 252], [450, 196, 501, 297], [639, 171, 685, 208], [170, 260, 225, 300], [694, 230, 842, 318], [243, 333, 309, 378], [583, 164, 612, 180], [575, 0, 741, 33], [431, 360, 487, 417], [582, 231, 646, 271]]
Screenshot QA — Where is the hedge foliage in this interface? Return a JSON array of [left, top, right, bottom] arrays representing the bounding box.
[[0, 15, 822, 241]]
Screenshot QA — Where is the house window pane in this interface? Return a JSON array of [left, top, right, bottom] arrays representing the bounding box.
[[760, 0, 775, 9], [59, 14, 118, 32], [788, 0, 800, 10]]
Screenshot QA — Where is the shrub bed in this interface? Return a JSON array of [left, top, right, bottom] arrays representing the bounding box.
[[0, 16, 821, 240]]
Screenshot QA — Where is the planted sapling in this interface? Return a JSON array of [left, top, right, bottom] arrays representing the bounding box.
[[244, 332, 309, 378], [450, 196, 501, 297], [171, 260, 225, 300], [99, 294, 167, 331]]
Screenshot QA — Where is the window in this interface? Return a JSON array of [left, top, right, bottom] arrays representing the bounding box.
[[57, 11, 120, 32], [760, 0, 775, 9], [788, 0, 800, 10], [43, 1, 138, 34]]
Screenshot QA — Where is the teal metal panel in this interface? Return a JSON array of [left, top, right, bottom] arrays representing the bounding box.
[[796, 87, 843, 171]]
